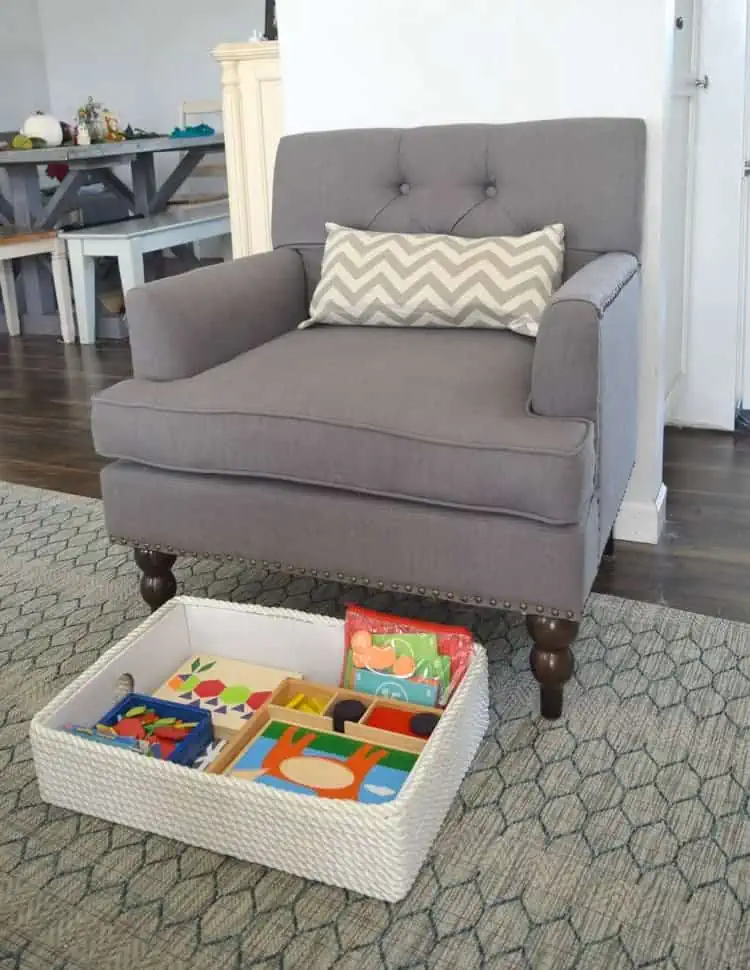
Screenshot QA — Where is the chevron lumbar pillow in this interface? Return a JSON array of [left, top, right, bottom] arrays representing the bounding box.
[[305, 222, 565, 338]]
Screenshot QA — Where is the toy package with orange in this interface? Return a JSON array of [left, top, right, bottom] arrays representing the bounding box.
[[342, 606, 473, 707]]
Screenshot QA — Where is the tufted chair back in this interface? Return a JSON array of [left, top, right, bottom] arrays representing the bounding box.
[[272, 118, 646, 302]]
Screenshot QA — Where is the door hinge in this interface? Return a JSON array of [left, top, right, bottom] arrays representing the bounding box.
[[744, 161, 750, 178]]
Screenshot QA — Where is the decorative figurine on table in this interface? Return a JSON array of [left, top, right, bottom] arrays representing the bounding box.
[[104, 112, 126, 142], [76, 96, 109, 143]]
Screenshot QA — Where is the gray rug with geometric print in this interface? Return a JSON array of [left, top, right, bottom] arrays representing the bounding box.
[[0, 481, 748, 970]]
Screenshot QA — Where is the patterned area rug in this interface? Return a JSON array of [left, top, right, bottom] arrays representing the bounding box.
[[0, 481, 748, 970]]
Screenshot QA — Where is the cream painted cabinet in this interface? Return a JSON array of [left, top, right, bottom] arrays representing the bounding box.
[[213, 41, 283, 258]]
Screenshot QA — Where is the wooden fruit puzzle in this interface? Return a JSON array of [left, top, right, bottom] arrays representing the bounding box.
[[207, 677, 443, 803]]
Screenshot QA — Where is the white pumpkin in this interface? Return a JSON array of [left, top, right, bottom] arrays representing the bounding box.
[[21, 112, 63, 147]]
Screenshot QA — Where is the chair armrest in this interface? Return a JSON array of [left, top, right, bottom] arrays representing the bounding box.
[[531, 253, 639, 421], [531, 253, 640, 543], [126, 248, 308, 381]]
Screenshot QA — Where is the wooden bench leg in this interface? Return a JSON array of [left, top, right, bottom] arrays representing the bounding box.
[[67, 240, 97, 344], [0, 259, 20, 336], [51, 244, 76, 344], [117, 245, 145, 296]]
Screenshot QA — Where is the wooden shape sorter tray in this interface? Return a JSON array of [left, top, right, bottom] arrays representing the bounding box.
[[208, 679, 443, 798], [30, 598, 489, 902]]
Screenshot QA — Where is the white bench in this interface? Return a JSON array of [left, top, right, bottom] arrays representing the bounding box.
[[0, 228, 75, 343], [62, 201, 231, 344]]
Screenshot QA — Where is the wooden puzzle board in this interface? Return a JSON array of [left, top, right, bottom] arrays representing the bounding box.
[[153, 656, 301, 738], [225, 716, 419, 804], [209, 678, 443, 804]]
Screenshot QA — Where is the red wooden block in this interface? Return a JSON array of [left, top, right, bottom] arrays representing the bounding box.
[[367, 706, 420, 738], [115, 718, 146, 740], [152, 726, 189, 741]]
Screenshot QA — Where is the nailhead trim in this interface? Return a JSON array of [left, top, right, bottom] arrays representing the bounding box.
[[117, 537, 581, 620]]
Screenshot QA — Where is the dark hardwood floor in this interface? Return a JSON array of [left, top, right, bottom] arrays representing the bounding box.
[[2, 335, 749, 623]]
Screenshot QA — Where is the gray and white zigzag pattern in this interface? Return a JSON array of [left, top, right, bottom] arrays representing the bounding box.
[[308, 222, 565, 337]]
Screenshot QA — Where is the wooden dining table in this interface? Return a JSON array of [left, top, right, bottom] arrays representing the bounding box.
[[0, 134, 224, 321]]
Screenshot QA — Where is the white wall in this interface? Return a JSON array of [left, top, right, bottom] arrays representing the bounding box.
[[37, 0, 264, 133], [278, 0, 678, 543], [0, 0, 50, 130]]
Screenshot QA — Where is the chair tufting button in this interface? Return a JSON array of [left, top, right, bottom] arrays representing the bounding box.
[[399, 182, 411, 195], [485, 184, 498, 198]]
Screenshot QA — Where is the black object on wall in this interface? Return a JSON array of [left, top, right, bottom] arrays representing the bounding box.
[[265, 0, 278, 40]]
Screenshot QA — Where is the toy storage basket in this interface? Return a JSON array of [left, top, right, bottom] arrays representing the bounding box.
[[31, 597, 489, 902]]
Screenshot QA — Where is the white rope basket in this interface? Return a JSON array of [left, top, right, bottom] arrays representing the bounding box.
[[31, 597, 490, 901]]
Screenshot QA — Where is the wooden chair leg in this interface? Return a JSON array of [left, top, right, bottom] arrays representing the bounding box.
[[527, 615, 578, 720], [134, 548, 177, 613], [67, 241, 97, 344], [50, 244, 76, 344], [604, 530, 615, 558], [0, 259, 21, 336]]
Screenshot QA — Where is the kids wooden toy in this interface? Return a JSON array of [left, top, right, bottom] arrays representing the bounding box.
[[95, 693, 213, 765], [153, 656, 301, 738], [208, 677, 445, 805], [221, 711, 418, 804]]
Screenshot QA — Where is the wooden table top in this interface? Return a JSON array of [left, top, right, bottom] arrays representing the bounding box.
[[0, 134, 225, 165], [0, 225, 58, 245]]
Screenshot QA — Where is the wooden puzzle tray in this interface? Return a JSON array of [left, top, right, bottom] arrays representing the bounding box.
[[30, 597, 489, 902]]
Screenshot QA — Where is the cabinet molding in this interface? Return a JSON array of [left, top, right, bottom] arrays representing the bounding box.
[[213, 41, 283, 258]]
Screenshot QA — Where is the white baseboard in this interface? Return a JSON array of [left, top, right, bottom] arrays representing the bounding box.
[[614, 483, 667, 545]]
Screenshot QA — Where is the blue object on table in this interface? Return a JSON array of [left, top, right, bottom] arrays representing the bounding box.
[[98, 692, 213, 766], [170, 123, 216, 138]]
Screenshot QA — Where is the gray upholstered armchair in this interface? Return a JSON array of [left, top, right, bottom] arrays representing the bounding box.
[[92, 118, 644, 719]]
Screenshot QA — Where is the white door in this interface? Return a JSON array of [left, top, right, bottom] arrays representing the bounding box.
[[664, 0, 701, 418], [739, 10, 750, 410], [675, 0, 747, 429]]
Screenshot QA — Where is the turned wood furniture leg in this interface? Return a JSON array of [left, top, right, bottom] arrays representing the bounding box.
[[527, 615, 579, 720], [604, 530, 615, 558], [135, 548, 177, 612]]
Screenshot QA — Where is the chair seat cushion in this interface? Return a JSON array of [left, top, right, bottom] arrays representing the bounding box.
[[92, 327, 595, 524]]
